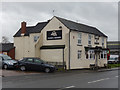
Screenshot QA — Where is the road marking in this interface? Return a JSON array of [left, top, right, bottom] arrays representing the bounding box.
[[65, 86, 75, 88], [57, 86, 75, 90], [115, 76, 118, 78], [88, 78, 110, 84]]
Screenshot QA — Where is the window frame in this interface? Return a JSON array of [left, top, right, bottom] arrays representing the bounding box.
[[33, 58, 44, 64], [88, 34, 92, 45], [78, 50, 82, 59], [100, 51, 107, 59], [102, 37, 104, 47], [26, 58, 34, 62], [34, 36, 39, 42], [86, 50, 95, 60], [78, 33, 82, 45]]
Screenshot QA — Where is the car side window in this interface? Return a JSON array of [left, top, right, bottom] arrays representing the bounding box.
[[26, 58, 33, 62], [34, 59, 42, 64]]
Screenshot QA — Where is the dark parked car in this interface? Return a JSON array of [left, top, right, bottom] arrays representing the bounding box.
[[17, 57, 56, 73], [0, 54, 18, 69]]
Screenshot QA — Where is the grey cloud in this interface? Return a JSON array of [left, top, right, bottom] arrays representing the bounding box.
[[1, 2, 118, 42]]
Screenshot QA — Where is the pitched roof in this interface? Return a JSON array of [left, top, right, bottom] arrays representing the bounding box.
[[55, 16, 107, 37], [14, 16, 107, 37], [13, 22, 48, 37], [0, 43, 15, 52]]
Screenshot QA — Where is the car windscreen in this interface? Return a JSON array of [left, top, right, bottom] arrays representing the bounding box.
[[109, 57, 118, 60], [2, 55, 12, 60]]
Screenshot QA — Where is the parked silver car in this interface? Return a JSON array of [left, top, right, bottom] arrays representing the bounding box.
[[0, 54, 18, 69]]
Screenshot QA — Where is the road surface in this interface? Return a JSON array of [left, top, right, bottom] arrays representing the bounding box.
[[2, 69, 119, 89]]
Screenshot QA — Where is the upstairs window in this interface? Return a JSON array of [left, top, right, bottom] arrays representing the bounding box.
[[94, 35, 99, 44], [102, 37, 104, 47], [34, 36, 39, 42], [78, 33, 82, 45], [88, 34, 92, 45]]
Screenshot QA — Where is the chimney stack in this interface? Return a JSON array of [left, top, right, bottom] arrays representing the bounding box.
[[21, 21, 26, 35]]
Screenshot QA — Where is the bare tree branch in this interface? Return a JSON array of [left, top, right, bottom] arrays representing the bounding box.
[[2, 36, 10, 43]]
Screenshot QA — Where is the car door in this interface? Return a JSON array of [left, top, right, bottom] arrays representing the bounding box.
[[25, 58, 34, 70], [33, 58, 43, 71]]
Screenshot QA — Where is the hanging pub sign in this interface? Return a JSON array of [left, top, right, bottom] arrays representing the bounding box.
[[47, 30, 62, 40]]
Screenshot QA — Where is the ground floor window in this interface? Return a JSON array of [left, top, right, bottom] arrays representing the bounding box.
[[78, 50, 82, 59], [101, 51, 107, 59], [86, 50, 107, 60], [86, 50, 95, 60]]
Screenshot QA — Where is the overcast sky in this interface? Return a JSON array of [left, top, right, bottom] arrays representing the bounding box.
[[1, 2, 118, 42]]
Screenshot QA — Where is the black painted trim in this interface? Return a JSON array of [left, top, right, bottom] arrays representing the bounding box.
[[40, 45, 65, 49]]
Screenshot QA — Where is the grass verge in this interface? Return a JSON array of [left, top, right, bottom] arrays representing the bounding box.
[[108, 63, 120, 68]]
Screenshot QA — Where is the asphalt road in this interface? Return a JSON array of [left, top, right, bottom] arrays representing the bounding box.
[[2, 69, 119, 89]]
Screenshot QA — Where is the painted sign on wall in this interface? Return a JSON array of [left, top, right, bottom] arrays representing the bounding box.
[[47, 30, 62, 40]]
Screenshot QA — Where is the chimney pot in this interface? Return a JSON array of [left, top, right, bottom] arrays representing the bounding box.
[[21, 21, 26, 35]]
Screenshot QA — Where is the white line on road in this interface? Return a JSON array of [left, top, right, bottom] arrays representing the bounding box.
[[65, 86, 75, 88], [115, 76, 118, 78], [57, 85, 75, 90], [88, 78, 110, 84]]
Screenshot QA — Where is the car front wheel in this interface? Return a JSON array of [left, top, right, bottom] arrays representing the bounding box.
[[45, 68, 50, 73], [3, 64, 8, 70], [20, 66, 26, 71]]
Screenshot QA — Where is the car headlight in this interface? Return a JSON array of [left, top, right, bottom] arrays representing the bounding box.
[[8, 62, 14, 65]]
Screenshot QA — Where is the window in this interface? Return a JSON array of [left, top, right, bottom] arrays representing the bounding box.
[[26, 58, 33, 62], [90, 51, 92, 59], [78, 33, 82, 45], [88, 34, 92, 45], [101, 52, 104, 59], [94, 35, 99, 44], [34, 58, 44, 64], [102, 37, 104, 47], [95, 35, 99, 39], [101, 51, 107, 59], [2, 55, 12, 60], [86, 52, 88, 59], [104, 51, 107, 58], [86, 50, 95, 60], [78, 50, 82, 59], [34, 36, 39, 42]]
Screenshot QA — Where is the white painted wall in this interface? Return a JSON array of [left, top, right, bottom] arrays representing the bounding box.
[[70, 30, 107, 69], [14, 33, 40, 60]]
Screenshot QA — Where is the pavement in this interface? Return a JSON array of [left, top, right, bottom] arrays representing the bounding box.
[[0, 67, 119, 77], [98, 67, 120, 72], [2, 68, 119, 89], [0, 69, 43, 77]]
